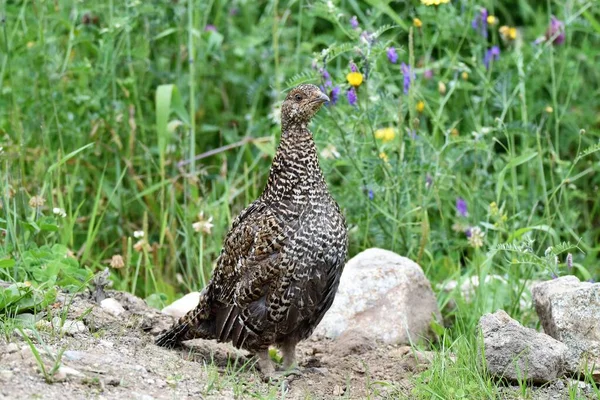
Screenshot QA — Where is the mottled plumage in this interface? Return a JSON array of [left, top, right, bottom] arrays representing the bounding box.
[[155, 84, 348, 375]]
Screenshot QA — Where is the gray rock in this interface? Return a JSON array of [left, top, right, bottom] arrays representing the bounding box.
[[100, 298, 126, 317], [532, 276, 600, 378], [313, 248, 442, 344], [161, 292, 200, 319], [478, 310, 567, 383], [51, 317, 88, 335], [5, 343, 19, 354], [53, 366, 84, 382], [63, 350, 87, 361]]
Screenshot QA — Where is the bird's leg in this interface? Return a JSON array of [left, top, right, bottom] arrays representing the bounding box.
[[280, 340, 298, 371], [255, 349, 275, 376]]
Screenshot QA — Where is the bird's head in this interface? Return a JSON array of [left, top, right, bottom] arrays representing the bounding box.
[[281, 84, 330, 131]]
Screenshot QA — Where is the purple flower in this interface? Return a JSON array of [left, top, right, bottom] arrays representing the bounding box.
[[320, 68, 333, 88], [368, 190, 374, 200], [330, 86, 340, 105], [205, 24, 217, 32], [387, 47, 398, 64], [465, 228, 472, 238], [401, 63, 413, 94], [456, 197, 468, 217], [425, 174, 433, 189], [471, 8, 488, 38], [483, 46, 500, 69], [350, 63, 358, 73], [347, 87, 357, 106], [350, 16, 359, 30], [545, 16, 565, 45], [566, 253, 573, 269], [423, 69, 434, 80]]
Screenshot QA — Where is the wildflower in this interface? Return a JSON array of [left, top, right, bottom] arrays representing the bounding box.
[[379, 152, 389, 163], [133, 239, 150, 253], [52, 207, 67, 218], [413, 18, 422, 28], [29, 195, 45, 208], [452, 222, 467, 233], [545, 106, 553, 113], [456, 197, 468, 217], [320, 68, 332, 87], [420, 0, 450, 6], [425, 174, 433, 189], [329, 86, 341, 105], [387, 47, 398, 64], [438, 81, 446, 95], [467, 226, 485, 248], [487, 15, 498, 26], [461, 71, 469, 80], [374, 127, 395, 142], [489, 201, 499, 216], [401, 63, 413, 94], [368, 190, 374, 200], [451, 128, 459, 137], [27, 41, 35, 49], [321, 144, 341, 159], [483, 46, 500, 69], [346, 72, 363, 87], [545, 16, 565, 45], [133, 230, 145, 239], [416, 101, 425, 113], [350, 16, 359, 30], [424, 69, 434, 80], [347, 87, 357, 106], [472, 8, 489, 38], [360, 31, 376, 46], [566, 253, 573, 269], [499, 25, 517, 41], [192, 212, 214, 235], [110, 255, 125, 269], [204, 24, 217, 32]]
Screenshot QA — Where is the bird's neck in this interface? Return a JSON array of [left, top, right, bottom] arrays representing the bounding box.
[[261, 127, 328, 205]]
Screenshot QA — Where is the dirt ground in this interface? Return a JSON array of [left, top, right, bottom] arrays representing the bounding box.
[[0, 290, 420, 400], [1, 291, 597, 400]]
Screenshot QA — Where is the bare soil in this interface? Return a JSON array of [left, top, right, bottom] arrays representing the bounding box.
[[0, 291, 419, 399]]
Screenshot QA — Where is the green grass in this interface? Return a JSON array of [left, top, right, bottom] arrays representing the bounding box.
[[1, 0, 600, 398]]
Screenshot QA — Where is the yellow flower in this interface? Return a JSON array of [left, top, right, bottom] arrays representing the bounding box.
[[379, 152, 389, 163], [374, 127, 395, 143], [26, 41, 35, 49], [451, 128, 459, 137], [420, 0, 450, 5], [545, 106, 553, 114], [499, 26, 517, 41], [413, 18, 423, 28], [346, 72, 363, 87], [438, 81, 446, 95], [416, 101, 425, 113], [487, 15, 498, 26], [461, 71, 469, 80]]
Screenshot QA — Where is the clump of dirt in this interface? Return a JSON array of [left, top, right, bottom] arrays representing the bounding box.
[[0, 290, 420, 399]]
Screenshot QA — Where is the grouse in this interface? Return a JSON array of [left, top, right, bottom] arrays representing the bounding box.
[[155, 84, 348, 377]]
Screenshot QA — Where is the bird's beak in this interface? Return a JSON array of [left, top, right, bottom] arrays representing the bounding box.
[[313, 91, 330, 104]]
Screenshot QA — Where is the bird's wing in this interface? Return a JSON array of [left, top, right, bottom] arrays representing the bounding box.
[[209, 200, 301, 346]]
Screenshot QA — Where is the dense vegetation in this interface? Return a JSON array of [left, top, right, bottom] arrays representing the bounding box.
[[1, 0, 599, 397]]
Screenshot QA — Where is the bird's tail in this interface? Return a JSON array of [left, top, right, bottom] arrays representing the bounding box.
[[155, 291, 213, 348]]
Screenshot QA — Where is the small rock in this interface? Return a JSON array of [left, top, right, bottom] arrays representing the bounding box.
[[63, 350, 86, 361], [532, 276, 600, 378], [5, 343, 19, 354], [0, 370, 14, 381], [161, 292, 201, 319], [99, 340, 114, 348], [51, 317, 88, 335], [53, 366, 84, 382], [333, 385, 345, 396], [100, 298, 126, 317], [478, 310, 567, 383], [314, 248, 442, 344]]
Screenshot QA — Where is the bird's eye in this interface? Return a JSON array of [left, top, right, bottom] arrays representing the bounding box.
[[294, 94, 303, 101]]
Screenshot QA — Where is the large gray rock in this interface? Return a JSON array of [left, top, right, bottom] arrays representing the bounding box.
[[479, 310, 567, 383], [532, 276, 600, 378], [313, 248, 442, 344]]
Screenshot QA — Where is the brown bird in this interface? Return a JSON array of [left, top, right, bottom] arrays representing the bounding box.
[[155, 84, 348, 377]]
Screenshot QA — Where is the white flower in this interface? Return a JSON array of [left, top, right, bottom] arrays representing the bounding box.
[[52, 207, 67, 218], [320, 144, 340, 159], [467, 226, 485, 248], [192, 212, 214, 235], [133, 230, 145, 239]]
